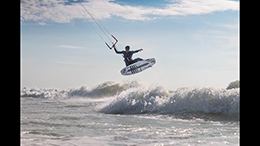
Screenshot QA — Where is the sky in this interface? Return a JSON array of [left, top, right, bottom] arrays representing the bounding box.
[[21, 0, 239, 90]]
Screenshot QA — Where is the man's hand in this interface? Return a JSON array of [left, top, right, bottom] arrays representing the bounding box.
[[139, 49, 143, 52]]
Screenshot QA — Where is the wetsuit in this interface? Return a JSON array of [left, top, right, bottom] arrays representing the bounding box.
[[114, 48, 143, 66]]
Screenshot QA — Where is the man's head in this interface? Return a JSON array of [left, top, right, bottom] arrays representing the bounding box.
[[125, 45, 130, 52]]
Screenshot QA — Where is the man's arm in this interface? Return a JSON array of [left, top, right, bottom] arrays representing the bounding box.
[[132, 49, 143, 53], [114, 47, 123, 54]]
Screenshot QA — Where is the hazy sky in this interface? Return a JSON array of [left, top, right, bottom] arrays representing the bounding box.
[[21, 0, 239, 90]]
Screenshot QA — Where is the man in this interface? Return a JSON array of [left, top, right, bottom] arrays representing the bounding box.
[[114, 45, 143, 66]]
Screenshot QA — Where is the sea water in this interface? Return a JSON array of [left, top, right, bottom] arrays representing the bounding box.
[[21, 81, 239, 146]]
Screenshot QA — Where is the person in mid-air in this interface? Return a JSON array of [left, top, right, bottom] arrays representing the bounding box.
[[114, 45, 143, 66]]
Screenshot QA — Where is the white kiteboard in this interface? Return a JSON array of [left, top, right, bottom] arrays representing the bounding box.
[[120, 58, 156, 75]]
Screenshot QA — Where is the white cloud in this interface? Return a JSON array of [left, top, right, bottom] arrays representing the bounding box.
[[54, 61, 88, 66], [194, 29, 239, 51], [57, 45, 85, 49], [165, 0, 239, 15], [218, 23, 239, 29], [21, 0, 239, 23]]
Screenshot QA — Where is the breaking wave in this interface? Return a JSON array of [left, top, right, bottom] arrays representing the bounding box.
[[97, 85, 239, 117], [21, 81, 239, 118]]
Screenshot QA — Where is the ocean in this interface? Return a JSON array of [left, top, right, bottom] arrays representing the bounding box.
[[21, 81, 239, 146]]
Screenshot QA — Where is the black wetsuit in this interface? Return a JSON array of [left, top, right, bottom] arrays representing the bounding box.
[[114, 48, 143, 66]]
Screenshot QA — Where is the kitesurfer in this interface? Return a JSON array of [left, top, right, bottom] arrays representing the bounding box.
[[114, 45, 143, 66]]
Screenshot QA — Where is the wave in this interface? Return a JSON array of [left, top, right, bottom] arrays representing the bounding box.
[[21, 81, 239, 118], [97, 85, 239, 117], [21, 81, 141, 99], [21, 88, 67, 99]]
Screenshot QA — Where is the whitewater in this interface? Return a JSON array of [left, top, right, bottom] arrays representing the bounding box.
[[21, 81, 239, 146]]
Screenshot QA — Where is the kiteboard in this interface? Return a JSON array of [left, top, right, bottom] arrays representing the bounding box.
[[120, 58, 156, 75]]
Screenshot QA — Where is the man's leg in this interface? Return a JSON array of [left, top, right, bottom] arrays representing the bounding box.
[[124, 60, 130, 66], [132, 58, 143, 64]]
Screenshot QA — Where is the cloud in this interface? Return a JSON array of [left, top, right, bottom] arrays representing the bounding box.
[[57, 45, 85, 49], [54, 61, 88, 66], [21, 0, 239, 24], [21, 0, 81, 23], [163, 0, 239, 15], [218, 23, 239, 29], [194, 27, 239, 51]]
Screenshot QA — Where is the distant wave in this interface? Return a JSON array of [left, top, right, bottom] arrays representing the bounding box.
[[21, 81, 141, 99], [21, 81, 239, 118]]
